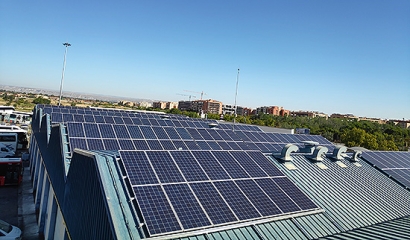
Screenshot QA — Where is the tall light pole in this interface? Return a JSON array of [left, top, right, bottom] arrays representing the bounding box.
[[58, 42, 71, 106], [233, 68, 240, 131]]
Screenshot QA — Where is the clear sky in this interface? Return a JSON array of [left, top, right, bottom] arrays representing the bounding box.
[[1, 1, 409, 119]]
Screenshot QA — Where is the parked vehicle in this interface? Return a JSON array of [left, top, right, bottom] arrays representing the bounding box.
[[0, 219, 22, 240]]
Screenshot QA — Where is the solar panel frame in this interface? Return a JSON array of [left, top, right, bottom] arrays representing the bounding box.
[[67, 122, 85, 138], [86, 138, 105, 150], [99, 124, 116, 138], [146, 151, 185, 184], [133, 140, 150, 150], [211, 151, 250, 179], [192, 151, 231, 180], [83, 123, 101, 138]]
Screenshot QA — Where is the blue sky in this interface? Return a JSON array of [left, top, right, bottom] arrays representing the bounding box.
[[1, 1, 409, 119]]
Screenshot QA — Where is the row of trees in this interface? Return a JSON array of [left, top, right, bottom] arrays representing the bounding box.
[[162, 108, 409, 151]]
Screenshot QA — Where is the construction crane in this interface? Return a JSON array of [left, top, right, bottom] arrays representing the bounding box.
[[184, 90, 207, 100], [177, 93, 196, 101]]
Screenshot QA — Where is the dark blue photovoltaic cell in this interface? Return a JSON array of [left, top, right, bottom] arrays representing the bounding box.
[[146, 140, 164, 150], [140, 126, 157, 139], [141, 118, 151, 126], [229, 151, 268, 178], [70, 138, 87, 150], [73, 114, 85, 122], [51, 113, 63, 123], [226, 141, 241, 150], [234, 131, 251, 141], [103, 116, 115, 124], [215, 130, 234, 141], [146, 151, 185, 183], [235, 180, 281, 216], [255, 178, 301, 213], [103, 139, 120, 150], [190, 182, 238, 225], [172, 120, 183, 127], [86, 139, 104, 150], [163, 184, 211, 229], [207, 130, 224, 140], [83, 114, 95, 123], [119, 139, 135, 150], [211, 151, 249, 179], [113, 116, 124, 124], [62, 113, 74, 122], [179, 121, 189, 128], [127, 125, 144, 139], [235, 141, 252, 150], [175, 128, 192, 140], [217, 141, 232, 150], [384, 169, 410, 188], [93, 115, 105, 123], [206, 141, 222, 150], [67, 122, 85, 137], [99, 124, 115, 138], [133, 140, 150, 150], [197, 129, 214, 140], [133, 185, 181, 235], [163, 127, 180, 139], [148, 118, 159, 126], [183, 141, 200, 150], [186, 128, 203, 140], [120, 151, 159, 185], [84, 123, 101, 138], [123, 117, 133, 124], [131, 118, 142, 125], [244, 132, 259, 142], [255, 142, 270, 152], [196, 141, 212, 150], [213, 181, 261, 220], [192, 151, 230, 180], [113, 125, 131, 139], [151, 126, 169, 139], [159, 140, 176, 150], [273, 177, 318, 210], [172, 140, 187, 150], [170, 151, 209, 181], [244, 142, 260, 151], [246, 151, 284, 177]]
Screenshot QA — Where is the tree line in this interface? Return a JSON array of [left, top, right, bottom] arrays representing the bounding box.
[[164, 108, 409, 151]]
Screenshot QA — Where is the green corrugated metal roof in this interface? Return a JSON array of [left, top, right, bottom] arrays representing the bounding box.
[[318, 216, 410, 240]]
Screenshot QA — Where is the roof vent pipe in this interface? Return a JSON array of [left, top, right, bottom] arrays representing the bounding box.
[[350, 150, 362, 162], [331, 146, 347, 160], [310, 146, 329, 161], [299, 141, 319, 154], [280, 144, 299, 161]]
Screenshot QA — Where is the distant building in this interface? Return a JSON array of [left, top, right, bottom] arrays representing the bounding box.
[[152, 101, 167, 109], [330, 113, 358, 120], [178, 99, 222, 114], [291, 111, 328, 119], [256, 106, 289, 116], [137, 101, 152, 108], [390, 119, 410, 129], [118, 100, 135, 107], [222, 105, 235, 115]]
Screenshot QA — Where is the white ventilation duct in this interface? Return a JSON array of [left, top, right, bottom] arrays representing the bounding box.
[[350, 150, 362, 162], [310, 146, 329, 161], [299, 141, 319, 154], [331, 146, 347, 160], [280, 144, 299, 161]]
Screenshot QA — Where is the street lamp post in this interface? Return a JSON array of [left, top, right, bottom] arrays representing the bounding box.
[[232, 68, 240, 131], [58, 42, 71, 106]]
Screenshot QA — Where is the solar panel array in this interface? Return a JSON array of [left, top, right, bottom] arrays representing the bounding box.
[[120, 150, 319, 236], [361, 151, 410, 188]]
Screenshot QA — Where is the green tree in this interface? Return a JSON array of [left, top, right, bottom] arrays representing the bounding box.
[[32, 97, 51, 104]]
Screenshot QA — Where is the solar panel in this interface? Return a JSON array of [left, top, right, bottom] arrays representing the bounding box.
[[235, 179, 282, 216], [127, 125, 144, 139], [159, 140, 176, 150], [73, 114, 85, 122], [146, 140, 164, 150], [171, 140, 188, 150], [140, 126, 157, 139], [70, 138, 87, 150], [133, 140, 150, 150], [93, 115, 105, 123], [246, 151, 284, 177], [120, 151, 159, 185], [113, 116, 125, 124], [216, 141, 232, 150], [207, 130, 224, 140], [229, 151, 268, 178], [133, 185, 181, 235], [118, 139, 135, 150], [170, 151, 209, 181], [272, 177, 318, 210], [163, 184, 211, 229], [206, 141, 222, 150], [183, 140, 200, 150], [113, 125, 130, 139], [211, 151, 249, 179], [62, 113, 74, 122], [213, 181, 261, 220], [84, 123, 101, 138], [67, 122, 85, 138], [86, 138, 104, 150], [196, 141, 212, 150], [103, 116, 115, 124], [151, 126, 169, 139], [146, 151, 185, 183], [51, 113, 63, 123], [226, 141, 241, 150], [186, 128, 203, 140], [190, 182, 238, 225], [163, 127, 181, 139], [103, 139, 120, 150], [175, 128, 191, 139], [192, 151, 230, 180], [197, 129, 214, 140], [99, 124, 115, 138]]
